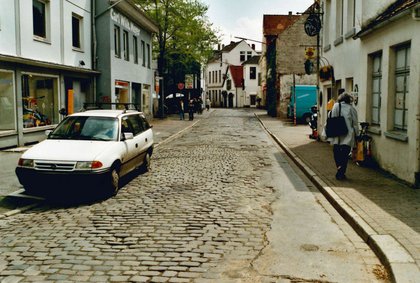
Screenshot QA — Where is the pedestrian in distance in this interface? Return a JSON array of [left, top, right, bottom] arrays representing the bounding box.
[[322, 92, 359, 180], [206, 98, 211, 111], [178, 99, 184, 120], [196, 97, 203, 114], [188, 99, 194, 121]]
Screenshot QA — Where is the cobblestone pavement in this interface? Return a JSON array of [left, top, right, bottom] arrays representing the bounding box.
[[0, 109, 387, 282]]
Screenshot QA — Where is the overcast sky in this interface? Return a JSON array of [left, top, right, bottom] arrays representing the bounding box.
[[201, 0, 314, 50]]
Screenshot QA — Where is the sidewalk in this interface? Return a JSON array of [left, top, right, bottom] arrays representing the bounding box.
[[256, 111, 420, 283]]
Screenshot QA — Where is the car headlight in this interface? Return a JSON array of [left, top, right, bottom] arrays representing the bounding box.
[[18, 158, 34, 168], [75, 161, 103, 170]]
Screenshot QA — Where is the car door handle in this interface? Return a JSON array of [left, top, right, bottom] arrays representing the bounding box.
[[145, 138, 148, 142], [135, 143, 138, 148]]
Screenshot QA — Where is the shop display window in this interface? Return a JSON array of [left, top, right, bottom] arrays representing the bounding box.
[[0, 71, 16, 131], [22, 74, 58, 128]]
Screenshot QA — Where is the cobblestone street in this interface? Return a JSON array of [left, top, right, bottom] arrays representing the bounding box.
[[0, 109, 386, 282]]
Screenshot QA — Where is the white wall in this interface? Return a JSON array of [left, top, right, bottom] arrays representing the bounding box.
[[0, 1, 92, 68], [0, 1, 17, 55]]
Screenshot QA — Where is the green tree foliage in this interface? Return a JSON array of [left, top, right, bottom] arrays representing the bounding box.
[[133, 0, 219, 75]]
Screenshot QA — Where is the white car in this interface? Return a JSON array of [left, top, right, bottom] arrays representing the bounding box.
[[15, 109, 154, 196]]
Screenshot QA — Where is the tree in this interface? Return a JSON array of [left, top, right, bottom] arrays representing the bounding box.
[[133, 0, 218, 77]]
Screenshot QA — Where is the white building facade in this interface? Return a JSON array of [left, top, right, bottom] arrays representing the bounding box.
[[205, 40, 259, 107], [0, 0, 97, 149], [319, 0, 420, 186], [242, 56, 261, 107]]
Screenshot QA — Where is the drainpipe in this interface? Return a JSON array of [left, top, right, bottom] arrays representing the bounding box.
[[92, 0, 97, 102]]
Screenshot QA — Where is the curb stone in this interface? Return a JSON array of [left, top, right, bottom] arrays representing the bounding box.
[[255, 113, 420, 283]]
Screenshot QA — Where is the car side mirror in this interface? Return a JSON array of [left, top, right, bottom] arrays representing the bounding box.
[[45, 130, 52, 137], [122, 132, 134, 141]]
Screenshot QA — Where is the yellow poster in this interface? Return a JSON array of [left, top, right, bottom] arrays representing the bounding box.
[[67, 89, 74, 115]]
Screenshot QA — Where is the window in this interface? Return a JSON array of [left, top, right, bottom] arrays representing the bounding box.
[[335, 0, 344, 43], [141, 40, 145, 66], [240, 51, 245, 62], [0, 70, 16, 132], [123, 30, 129, 61], [114, 25, 121, 58], [21, 74, 58, 128], [323, 0, 331, 49], [250, 67, 256, 80], [33, 0, 48, 39], [133, 36, 138, 64], [208, 72, 211, 84], [346, 0, 356, 35], [219, 70, 221, 82], [247, 51, 252, 60], [147, 44, 151, 68], [393, 44, 410, 131], [258, 72, 261, 86], [370, 53, 382, 125], [72, 14, 82, 49]]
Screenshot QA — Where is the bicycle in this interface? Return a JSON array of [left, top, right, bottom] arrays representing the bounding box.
[[353, 122, 373, 167]]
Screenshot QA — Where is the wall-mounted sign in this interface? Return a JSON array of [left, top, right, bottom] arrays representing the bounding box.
[[185, 74, 193, 89]]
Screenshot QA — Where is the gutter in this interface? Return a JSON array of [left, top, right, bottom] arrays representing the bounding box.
[[353, 7, 413, 39]]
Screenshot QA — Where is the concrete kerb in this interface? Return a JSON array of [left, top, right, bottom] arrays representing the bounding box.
[[254, 113, 420, 283]]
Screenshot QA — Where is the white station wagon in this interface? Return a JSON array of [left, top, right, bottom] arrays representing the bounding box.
[[15, 109, 154, 196]]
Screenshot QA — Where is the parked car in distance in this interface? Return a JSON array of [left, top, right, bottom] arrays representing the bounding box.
[[15, 109, 154, 197]]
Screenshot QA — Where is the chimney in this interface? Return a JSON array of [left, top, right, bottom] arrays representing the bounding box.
[[251, 44, 255, 50], [288, 11, 293, 16]]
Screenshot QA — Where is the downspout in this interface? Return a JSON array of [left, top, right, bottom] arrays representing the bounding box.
[[92, 0, 97, 102]]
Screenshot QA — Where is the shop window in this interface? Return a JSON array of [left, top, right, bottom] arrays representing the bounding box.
[[115, 80, 129, 104], [0, 71, 16, 131], [370, 52, 382, 125], [22, 74, 58, 128]]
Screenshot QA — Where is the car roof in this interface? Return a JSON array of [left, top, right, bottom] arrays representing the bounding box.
[[70, 109, 143, 118]]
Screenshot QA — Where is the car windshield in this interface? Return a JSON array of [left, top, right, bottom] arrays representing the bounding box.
[[49, 116, 118, 141]]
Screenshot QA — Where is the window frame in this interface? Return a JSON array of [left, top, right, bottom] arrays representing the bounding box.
[[72, 13, 83, 50], [114, 25, 121, 58], [393, 44, 410, 131], [141, 40, 146, 67], [33, 0, 50, 42], [240, 51, 245, 62], [370, 52, 382, 126], [123, 30, 129, 61], [146, 43, 151, 68], [133, 36, 138, 64], [250, 66, 256, 80]]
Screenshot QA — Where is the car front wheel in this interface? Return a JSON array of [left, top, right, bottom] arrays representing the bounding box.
[[141, 152, 151, 173], [108, 166, 120, 196]]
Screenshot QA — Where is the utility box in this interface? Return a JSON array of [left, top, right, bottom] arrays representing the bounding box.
[[287, 85, 317, 123]]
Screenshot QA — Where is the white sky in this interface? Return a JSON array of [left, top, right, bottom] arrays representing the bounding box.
[[201, 0, 315, 51]]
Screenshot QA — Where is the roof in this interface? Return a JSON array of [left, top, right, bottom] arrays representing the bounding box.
[[263, 15, 300, 36], [229, 65, 244, 88], [354, 0, 419, 38], [242, 55, 261, 65], [221, 41, 242, 52]]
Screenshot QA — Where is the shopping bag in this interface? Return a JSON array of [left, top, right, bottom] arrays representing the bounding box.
[[355, 140, 364, 161], [325, 116, 348, 137], [325, 103, 348, 138]]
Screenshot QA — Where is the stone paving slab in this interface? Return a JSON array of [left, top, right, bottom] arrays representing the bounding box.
[[256, 111, 420, 283]]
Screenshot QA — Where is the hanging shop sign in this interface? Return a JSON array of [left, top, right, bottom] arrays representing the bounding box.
[[304, 14, 321, 37], [319, 65, 334, 82]]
